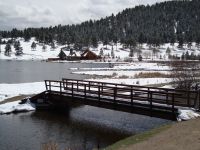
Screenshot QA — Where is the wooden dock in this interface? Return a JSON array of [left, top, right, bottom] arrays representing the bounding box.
[[30, 78, 200, 120]]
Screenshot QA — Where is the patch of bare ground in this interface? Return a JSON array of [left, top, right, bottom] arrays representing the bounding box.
[[114, 118, 200, 150], [134, 72, 170, 78]]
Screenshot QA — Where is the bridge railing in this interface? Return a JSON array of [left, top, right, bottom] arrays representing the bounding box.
[[44, 79, 200, 112]]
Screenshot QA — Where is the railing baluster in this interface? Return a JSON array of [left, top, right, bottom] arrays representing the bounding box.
[[166, 90, 169, 104], [65, 80, 68, 90], [89, 81, 91, 91], [49, 81, 51, 91], [131, 86, 133, 106], [72, 82, 74, 97], [60, 82, 62, 94], [45, 80, 48, 90], [84, 84, 86, 100], [150, 91, 152, 111], [98, 86, 100, 101], [77, 81, 79, 91]]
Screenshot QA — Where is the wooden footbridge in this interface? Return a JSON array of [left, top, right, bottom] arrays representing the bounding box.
[[30, 78, 200, 120]]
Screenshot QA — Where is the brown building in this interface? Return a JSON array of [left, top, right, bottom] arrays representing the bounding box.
[[81, 49, 100, 60]]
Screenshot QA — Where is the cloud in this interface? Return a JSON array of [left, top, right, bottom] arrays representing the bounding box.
[[0, 0, 170, 30]]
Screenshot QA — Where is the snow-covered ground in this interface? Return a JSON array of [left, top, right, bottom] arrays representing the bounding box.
[[177, 109, 200, 121], [70, 62, 171, 71], [0, 82, 45, 114], [0, 99, 35, 114], [86, 78, 172, 86], [0, 82, 45, 102], [0, 37, 200, 61], [73, 70, 169, 77], [72, 62, 172, 86]]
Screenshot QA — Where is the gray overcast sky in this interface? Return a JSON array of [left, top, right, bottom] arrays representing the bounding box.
[[0, 0, 169, 30]]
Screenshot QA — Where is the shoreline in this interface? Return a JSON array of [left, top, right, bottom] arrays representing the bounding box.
[[105, 124, 172, 150], [106, 118, 200, 150], [0, 94, 34, 105]]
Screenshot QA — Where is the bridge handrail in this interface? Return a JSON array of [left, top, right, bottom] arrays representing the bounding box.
[[62, 78, 198, 93]]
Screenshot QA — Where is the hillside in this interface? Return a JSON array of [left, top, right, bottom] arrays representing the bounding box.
[[0, 37, 200, 61]]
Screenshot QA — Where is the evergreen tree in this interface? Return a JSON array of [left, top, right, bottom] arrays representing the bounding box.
[[42, 45, 47, 52], [14, 41, 23, 56], [111, 46, 115, 59], [4, 43, 11, 56], [128, 38, 137, 57], [50, 42, 55, 50], [138, 54, 143, 61], [31, 42, 37, 51], [99, 48, 104, 56], [103, 39, 108, 49], [166, 47, 171, 57], [58, 50, 66, 60], [178, 34, 184, 48], [24, 29, 31, 42], [181, 52, 185, 60], [185, 51, 190, 60], [91, 36, 98, 48]]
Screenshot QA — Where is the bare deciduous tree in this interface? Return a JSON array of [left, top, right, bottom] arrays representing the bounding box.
[[170, 61, 200, 90]]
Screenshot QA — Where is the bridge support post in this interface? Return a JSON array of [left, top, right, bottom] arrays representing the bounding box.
[[150, 91, 153, 112], [131, 87, 133, 107], [172, 93, 175, 113], [114, 87, 117, 104], [166, 90, 169, 104], [187, 91, 190, 107]]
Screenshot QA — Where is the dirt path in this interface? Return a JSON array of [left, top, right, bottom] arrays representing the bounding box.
[[118, 118, 200, 150], [0, 94, 34, 105]]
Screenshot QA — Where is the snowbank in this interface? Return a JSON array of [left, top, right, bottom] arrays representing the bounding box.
[[177, 109, 200, 121], [0, 82, 45, 102], [0, 99, 35, 114]]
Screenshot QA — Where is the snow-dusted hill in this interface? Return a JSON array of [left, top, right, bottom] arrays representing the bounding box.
[[0, 37, 200, 61]]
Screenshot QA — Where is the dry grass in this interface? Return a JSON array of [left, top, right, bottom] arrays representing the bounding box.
[[134, 72, 170, 78], [41, 142, 59, 150], [41, 142, 74, 150]]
